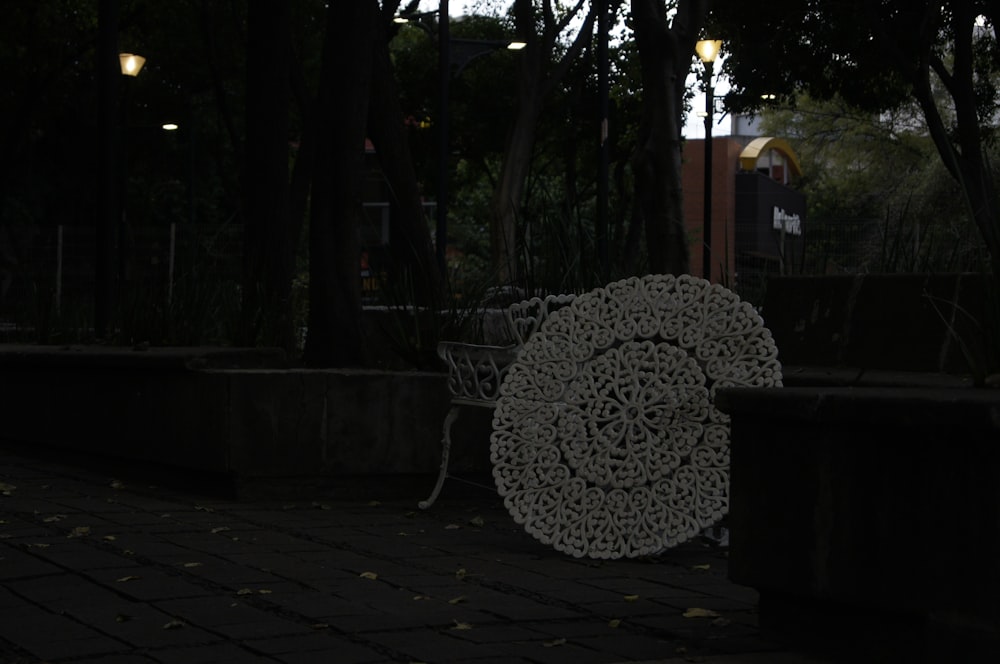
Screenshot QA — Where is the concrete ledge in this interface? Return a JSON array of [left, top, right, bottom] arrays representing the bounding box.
[[0, 345, 493, 496], [717, 385, 1000, 659]]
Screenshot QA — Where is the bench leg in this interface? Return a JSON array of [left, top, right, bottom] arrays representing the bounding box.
[[418, 404, 461, 510]]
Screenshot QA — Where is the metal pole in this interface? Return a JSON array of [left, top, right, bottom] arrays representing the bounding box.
[[96, 0, 120, 338], [436, 0, 450, 277], [702, 60, 714, 282]]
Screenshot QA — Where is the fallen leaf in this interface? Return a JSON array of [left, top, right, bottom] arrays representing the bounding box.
[[451, 620, 473, 630], [469, 515, 485, 527], [67, 526, 90, 538], [311, 623, 329, 630], [0, 482, 16, 495], [623, 594, 640, 602], [210, 527, 230, 534], [182, 562, 203, 568], [236, 588, 254, 595], [257, 589, 272, 594], [359, 571, 378, 580], [448, 595, 466, 605], [103, 535, 117, 541], [312, 502, 331, 511], [27, 543, 50, 549], [543, 638, 567, 648], [455, 568, 467, 580], [444, 523, 461, 530], [712, 617, 732, 627], [691, 563, 711, 571], [117, 575, 141, 583], [163, 620, 185, 630], [43, 515, 66, 523], [110, 480, 124, 490], [608, 619, 622, 628], [194, 505, 214, 512], [683, 607, 721, 618], [412, 595, 432, 601]]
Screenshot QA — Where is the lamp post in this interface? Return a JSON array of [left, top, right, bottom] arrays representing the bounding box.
[[396, 3, 524, 276], [695, 39, 721, 282]]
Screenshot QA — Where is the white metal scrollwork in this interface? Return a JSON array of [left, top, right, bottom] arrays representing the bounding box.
[[490, 274, 782, 559]]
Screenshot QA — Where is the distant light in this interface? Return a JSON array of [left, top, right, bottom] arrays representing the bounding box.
[[507, 41, 527, 50], [761, 93, 776, 100], [695, 39, 722, 63], [119, 53, 146, 77], [393, 16, 409, 24], [162, 123, 179, 131]]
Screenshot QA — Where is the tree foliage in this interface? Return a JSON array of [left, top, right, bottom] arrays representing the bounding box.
[[758, 95, 988, 274], [711, 0, 1000, 274]]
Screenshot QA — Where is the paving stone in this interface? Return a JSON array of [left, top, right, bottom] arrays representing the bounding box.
[[151, 640, 278, 663], [32, 542, 144, 570], [92, 567, 215, 601], [0, 544, 64, 577], [363, 628, 505, 662], [0, 448, 820, 663], [243, 632, 370, 655], [269, 638, 384, 663], [156, 595, 281, 627], [207, 618, 317, 640]]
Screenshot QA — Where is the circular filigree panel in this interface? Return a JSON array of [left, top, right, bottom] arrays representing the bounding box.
[[490, 274, 782, 559]]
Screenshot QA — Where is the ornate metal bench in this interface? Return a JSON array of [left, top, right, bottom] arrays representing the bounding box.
[[418, 293, 576, 509], [491, 274, 782, 559]]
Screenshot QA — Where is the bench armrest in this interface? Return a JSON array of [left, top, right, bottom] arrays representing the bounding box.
[[437, 341, 521, 404]]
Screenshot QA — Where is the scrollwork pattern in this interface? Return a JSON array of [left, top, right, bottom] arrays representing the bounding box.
[[491, 274, 782, 559]]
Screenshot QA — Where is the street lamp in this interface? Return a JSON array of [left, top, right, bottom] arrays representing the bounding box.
[[396, 2, 523, 276], [119, 53, 145, 76], [696, 39, 721, 281]]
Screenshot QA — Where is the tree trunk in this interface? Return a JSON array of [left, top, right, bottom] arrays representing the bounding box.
[[367, 10, 441, 306], [492, 93, 542, 284], [629, 0, 707, 276], [302, 1, 373, 367], [242, 1, 293, 349], [905, 3, 1000, 279], [491, 0, 596, 285]]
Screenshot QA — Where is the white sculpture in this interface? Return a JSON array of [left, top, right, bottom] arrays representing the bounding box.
[[491, 274, 782, 559]]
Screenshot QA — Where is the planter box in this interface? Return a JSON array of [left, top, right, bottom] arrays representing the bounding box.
[[717, 385, 1000, 661], [0, 345, 491, 498]]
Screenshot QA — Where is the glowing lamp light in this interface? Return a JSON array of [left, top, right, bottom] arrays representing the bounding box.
[[119, 53, 146, 77], [695, 39, 722, 64]]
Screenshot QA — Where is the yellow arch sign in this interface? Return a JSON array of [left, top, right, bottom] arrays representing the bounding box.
[[739, 137, 803, 179]]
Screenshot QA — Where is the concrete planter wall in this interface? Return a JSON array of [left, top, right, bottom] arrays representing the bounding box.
[[717, 272, 1000, 661], [717, 385, 1000, 661], [0, 346, 491, 498]]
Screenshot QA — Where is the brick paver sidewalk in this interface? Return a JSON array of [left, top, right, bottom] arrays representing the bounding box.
[[0, 446, 825, 663]]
